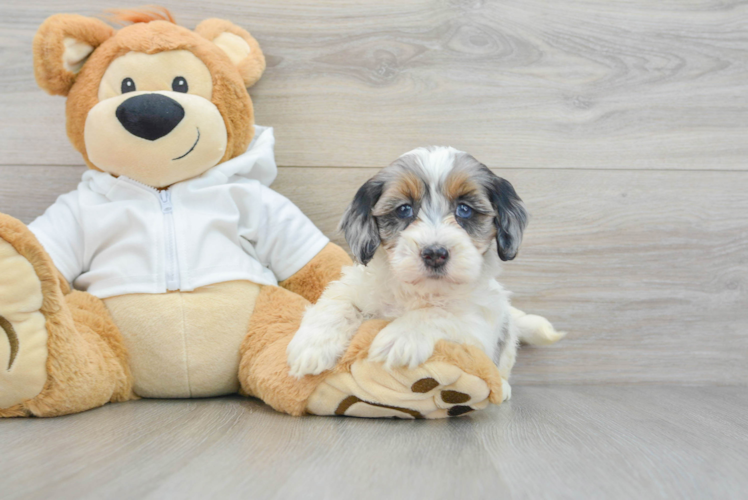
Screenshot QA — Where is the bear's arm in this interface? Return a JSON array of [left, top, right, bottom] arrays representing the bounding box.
[[27, 191, 84, 291], [278, 242, 352, 304], [244, 185, 351, 304]]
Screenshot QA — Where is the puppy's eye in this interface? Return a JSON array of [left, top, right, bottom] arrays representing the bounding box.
[[172, 77, 189, 93], [395, 204, 414, 219], [121, 78, 136, 94], [456, 203, 473, 219]]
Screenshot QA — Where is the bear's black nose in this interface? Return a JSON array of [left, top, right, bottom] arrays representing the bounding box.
[[116, 93, 185, 141]]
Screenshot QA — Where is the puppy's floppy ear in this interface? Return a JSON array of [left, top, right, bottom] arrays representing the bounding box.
[[486, 171, 528, 261], [33, 14, 114, 96], [195, 19, 266, 88], [339, 178, 384, 265]]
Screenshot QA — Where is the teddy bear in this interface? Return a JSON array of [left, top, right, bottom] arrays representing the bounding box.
[[0, 8, 506, 419]]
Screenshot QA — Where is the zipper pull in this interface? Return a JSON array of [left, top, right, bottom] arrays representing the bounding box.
[[159, 190, 173, 214]]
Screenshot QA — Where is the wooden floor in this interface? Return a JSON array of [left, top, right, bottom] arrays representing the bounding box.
[[1, 0, 747, 498], [2, 387, 747, 500]]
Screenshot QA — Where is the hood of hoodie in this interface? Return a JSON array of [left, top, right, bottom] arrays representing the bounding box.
[[82, 125, 277, 195]]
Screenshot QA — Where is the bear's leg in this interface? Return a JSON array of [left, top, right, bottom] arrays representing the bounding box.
[[0, 215, 135, 417], [239, 286, 504, 419], [238, 286, 322, 416]]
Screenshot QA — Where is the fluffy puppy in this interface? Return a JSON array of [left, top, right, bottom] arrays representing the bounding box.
[[287, 147, 563, 400]]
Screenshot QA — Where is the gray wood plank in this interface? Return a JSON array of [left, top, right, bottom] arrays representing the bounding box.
[[1, 166, 746, 385], [1, 0, 747, 169], [1, 386, 746, 499]]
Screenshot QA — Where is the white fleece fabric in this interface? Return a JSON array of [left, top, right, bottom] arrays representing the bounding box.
[[29, 126, 329, 298]]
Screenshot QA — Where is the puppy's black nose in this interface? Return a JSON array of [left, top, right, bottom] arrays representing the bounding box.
[[116, 93, 185, 141], [422, 245, 449, 269]]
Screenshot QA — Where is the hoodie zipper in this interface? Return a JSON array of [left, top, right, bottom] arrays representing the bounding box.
[[158, 190, 181, 291], [119, 177, 181, 291]]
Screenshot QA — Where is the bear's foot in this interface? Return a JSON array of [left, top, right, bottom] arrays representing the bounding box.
[[1, 214, 136, 418], [0, 231, 54, 410], [308, 360, 496, 418], [305, 320, 504, 419]]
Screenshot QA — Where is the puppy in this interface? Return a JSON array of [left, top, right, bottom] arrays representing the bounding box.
[[287, 147, 563, 400]]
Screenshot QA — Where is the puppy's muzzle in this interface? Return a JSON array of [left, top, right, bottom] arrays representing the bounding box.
[[421, 245, 449, 270], [116, 94, 185, 141]]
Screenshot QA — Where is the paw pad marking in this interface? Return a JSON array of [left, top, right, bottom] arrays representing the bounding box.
[[411, 377, 439, 393], [441, 390, 470, 404], [329, 379, 480, 419], [335, 395, 424, 419], [0, 316, 18, 371], [448, 405, 474, 417]]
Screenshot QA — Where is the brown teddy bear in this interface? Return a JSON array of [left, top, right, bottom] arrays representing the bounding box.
[[0, 8, 505, 419]]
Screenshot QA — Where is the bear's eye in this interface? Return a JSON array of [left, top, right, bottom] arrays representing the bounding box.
[[121, 78, 136, 94], [172, 77, 188, 93]]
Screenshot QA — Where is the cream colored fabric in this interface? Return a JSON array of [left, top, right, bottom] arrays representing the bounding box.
[[307, 359, 491, 419], [62, 37, 94, 73], [212, 33, 252, 66], [0, 240, 49, 408], [105, 280, 260, 398]]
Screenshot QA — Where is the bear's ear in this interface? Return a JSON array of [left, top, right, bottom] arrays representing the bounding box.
[[195, 19, 266, 88], [33, 14, 114, 96]]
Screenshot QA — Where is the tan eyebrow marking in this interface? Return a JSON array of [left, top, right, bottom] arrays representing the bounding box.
[[392, 171, 424, 201], [373, 171, 425, 216], [443, 169, 479, 201]]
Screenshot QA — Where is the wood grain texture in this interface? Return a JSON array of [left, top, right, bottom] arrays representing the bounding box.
[[1, 166, 746, 385], [1, 0, 747, 169], [1, 387, 746, 499]]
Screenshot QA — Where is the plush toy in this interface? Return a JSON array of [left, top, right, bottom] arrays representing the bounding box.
[[0, 8, 507, 419]]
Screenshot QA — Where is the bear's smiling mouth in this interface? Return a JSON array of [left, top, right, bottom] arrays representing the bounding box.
[[172, 128, 200, 161]]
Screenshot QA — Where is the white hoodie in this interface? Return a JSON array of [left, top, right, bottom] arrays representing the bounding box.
[[29, 126, 329, 299]]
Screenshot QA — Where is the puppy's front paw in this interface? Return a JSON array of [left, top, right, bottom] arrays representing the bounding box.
[[287, 327, 346, 378], [368, 325, 435, 370]]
